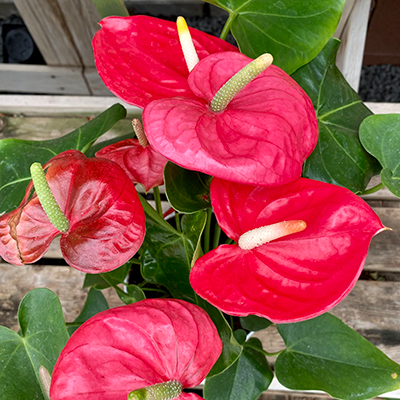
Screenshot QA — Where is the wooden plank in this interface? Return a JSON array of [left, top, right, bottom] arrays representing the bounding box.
[[336, 0, 372, 91], [12, 0, 81, 66], [0, 263, 122, 331], [333, 0, 356, 39], [0, 95, 141, 117], [0, 64, 90, 95]]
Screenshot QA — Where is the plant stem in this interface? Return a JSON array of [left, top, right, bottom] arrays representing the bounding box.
[[245, 342, 284, 358], [153, 186, 163, 217], [213, 222, 222, 249], [359, 182, 385, 196], [220, 13, 235, 40], [204, 208, 213, 253], [175, 212, 182, 233], [130, 258, 141, 265], [225, 238, 234, 245]]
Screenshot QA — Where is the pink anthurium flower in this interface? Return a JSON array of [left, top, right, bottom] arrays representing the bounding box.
[[0, 150, 145, 273], [190, 178, 385, 323], [143, 52, 318, 187], [92, 15, 238, 108], [96, 120, 168, 192], [50, 299, 222, 400]]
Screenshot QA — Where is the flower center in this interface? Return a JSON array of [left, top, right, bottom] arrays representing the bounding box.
[[30, 162, 69, 233], [132, 118, 149, 147], [210, 53, 273, 113], [128, 380, 183, 400], [177, 16, 199, 72], [238, 220, 306, 250]]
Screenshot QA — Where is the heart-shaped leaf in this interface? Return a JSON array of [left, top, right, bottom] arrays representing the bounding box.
[[0, 104, 126, 214], [292, 39, 380, 192], [0, 288, 69, 400], [208, 0, 345, 74], [204, 337, 273, 400], [139, 196, 207, 301], [164, 162, 212, 213], [240, 315, 272, 332], [360, 114, 400, 197], [275, 313, 400, 400]]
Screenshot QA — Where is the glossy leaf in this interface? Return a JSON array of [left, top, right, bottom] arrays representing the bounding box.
[[204, 338, 273, 400], [50, 299, 222, 400], [0, 104, 126, 214], [292, 39, 380, 192], [83, 262, 131, 289], [117, 284, 146, 305], [93, 15, 238, 109], [208, 0, 345, 74], [197, 298, 243, 377], [190, 177, 384, 323], [360, 114, 400, 197], [0, 288, 69, 400], [67, 287, 109, 335], [164, 162, 212, 213], [91, 0, 129, 18], [144, 52, 318, 188], [275, 313, 400, 400], [140, 197, 207, 300], [240, 315, 272, 332], [0, 150, 145, 273]]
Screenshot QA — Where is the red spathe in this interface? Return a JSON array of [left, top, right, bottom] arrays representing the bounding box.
[[190, 177, 384, 323]]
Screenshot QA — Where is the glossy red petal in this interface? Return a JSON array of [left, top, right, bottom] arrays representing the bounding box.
[[190, 178, 384, 323], [96, 139, 168, 192], [0, 150, 145, 273], [144, 52, 318, 187], [93, 16, 238, 108], [50, 299, 222, 400]]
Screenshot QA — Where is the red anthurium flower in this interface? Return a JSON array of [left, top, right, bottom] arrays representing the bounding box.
[[190, 178, 385, 323], [50, 298, 222, 400], [92, 15, 238, 108], [0, 150, 145, 273], [143, 52, 318, 187], [96, 121, 168, 192]]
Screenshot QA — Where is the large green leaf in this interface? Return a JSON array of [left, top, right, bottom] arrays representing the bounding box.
[[164, 162, 212, 214], [0, 104, 127, 214], [67, 287, 109, 335], [360, 114, 400, 197], [292, 39, 380, 192], [0, 288, 69, 400], [91, 0, 129, 18], [275, 313, 400, 400], [198, 299, 243, 377], [204, 337, 273, 400], [207, 0, 345, 74], [140, 196, 207, 301]]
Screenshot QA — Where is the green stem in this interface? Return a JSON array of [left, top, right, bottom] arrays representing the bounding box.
[[175, 212, 182, 233], [130, 258, 141, 265], [245, 343, 284, 358], [359, 182, 385, 196], [229, 314, 234, 330], [213, 222, 222, 249], [204, 208, 213, 253], [220, 13, 235, 41], [225, 238, 234, 245], [153, 186, 163, 217]]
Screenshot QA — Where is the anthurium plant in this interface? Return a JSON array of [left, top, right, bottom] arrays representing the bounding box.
[[1, 1, 400, 399]]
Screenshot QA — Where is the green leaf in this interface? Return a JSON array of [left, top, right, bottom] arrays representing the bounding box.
[[204, 337, 273, 400], [91, 0, 129, 18], [359, 114, 400, 197], [140, 197, 207, 300], [164, 162, 212, 214], [83, 262, 131, 290], [198, 299, 243, 377], [0, 104, 127, 214], [211, 0, 345, 74], [240, 315, 272, 332], [292, 39, 380, 192], [275, 313, 400, 400], [0, 288, 69, 400], [116, 284, 146, 305], [67, 288, 109, 335]]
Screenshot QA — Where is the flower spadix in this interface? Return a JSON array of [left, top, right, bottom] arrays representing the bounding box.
[[176, 16, 199, 72], [0, 150, 145, 273], [144, 52, 318, 187], [50, 299, 222, 400], [190, 178, 385, 323], [92, 15, 238, 108], [96, 119, 168, 192]]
